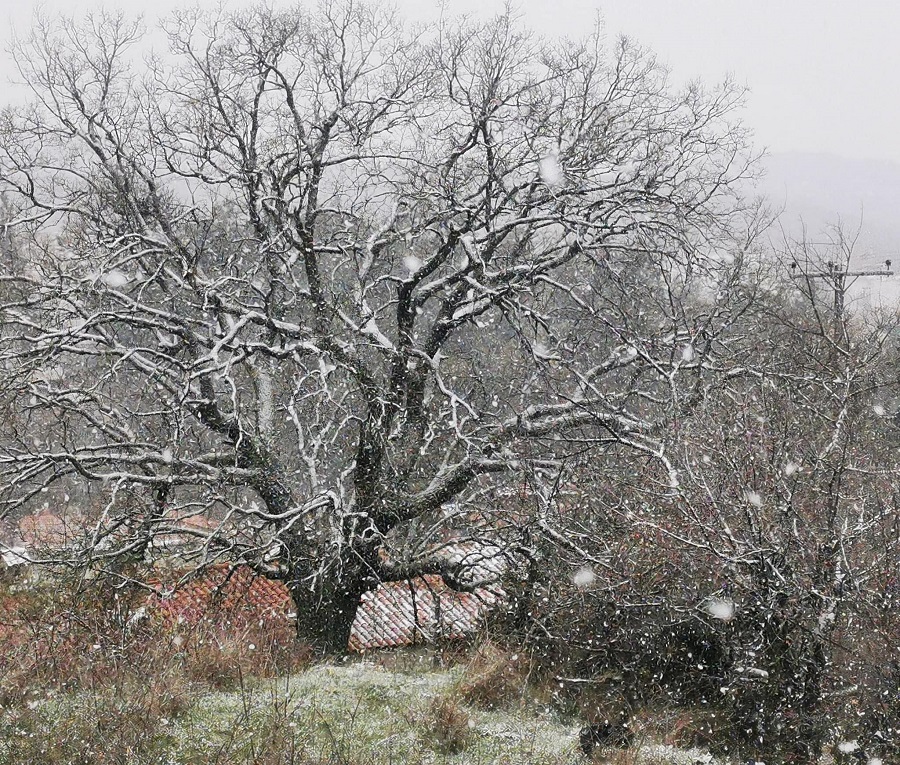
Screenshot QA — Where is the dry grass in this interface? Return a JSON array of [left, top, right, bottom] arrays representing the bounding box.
[[0, 575, 314, 694], [456, 641, 531, 709], [180, 617, 314, 690], [424, 693, 473, 753], [0, 665, 193, 764], [0, 577, 733, 765]]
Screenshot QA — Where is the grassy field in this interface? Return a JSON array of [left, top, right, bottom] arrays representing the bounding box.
[[0, 651, 717, 765], [0, 580, 723, 764]]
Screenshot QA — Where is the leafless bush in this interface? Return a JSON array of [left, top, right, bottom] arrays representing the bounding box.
[[424, 694, 472, 754], [456, 641, 531, 710]]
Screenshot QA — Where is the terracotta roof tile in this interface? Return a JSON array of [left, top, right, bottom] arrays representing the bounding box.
[[17, 512, 77, 549], [145, 565, 501, 652], [348, 574, 500, 651], [147, 566, 292, 624]]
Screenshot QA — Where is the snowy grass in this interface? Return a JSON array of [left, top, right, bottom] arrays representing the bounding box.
[[0, 655, 724, 764], [172, 660, 581, 764]]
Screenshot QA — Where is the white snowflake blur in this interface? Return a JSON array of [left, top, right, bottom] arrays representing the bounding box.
[[704, 598, 735, 621], [539, 155, 564, 187], [573, 566, 595, 589]]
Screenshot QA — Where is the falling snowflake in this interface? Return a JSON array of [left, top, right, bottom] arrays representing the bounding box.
[[101, 270, 130, 288], [573, 566, 595, 589], [403, 255, 422, 275], [745, 490, 763, 508], [704, 598, 735, 621], [539, 155, 564, 187], [681, 344, 695, 362], [873, 404, 886, 416], [784, 461, 800, 476]]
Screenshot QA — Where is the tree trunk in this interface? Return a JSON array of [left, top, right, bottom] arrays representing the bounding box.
[[279, 522, 384, 654], [291, 581, 364, 655]]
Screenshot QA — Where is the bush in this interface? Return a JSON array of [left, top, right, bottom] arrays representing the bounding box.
[[0, 574, 151, 698], [662, 708, 734, 755], [424, 694, 472, 754], [0, 572, 314, 700], [177, 616, 313, 690], [456, 641, 530, 710]]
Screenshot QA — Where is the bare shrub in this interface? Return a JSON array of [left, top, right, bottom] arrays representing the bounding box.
[[457, 641, 530, 710], [424, 694, 472, 754], [661, 708, 734, 755], [0, 574, 152, 697], [177, 616, 314, 690]]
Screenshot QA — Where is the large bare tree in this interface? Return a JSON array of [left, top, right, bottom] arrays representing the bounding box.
[[0, 4, 759, 651]]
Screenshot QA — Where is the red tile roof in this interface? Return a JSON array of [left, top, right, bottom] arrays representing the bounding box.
[[145, 565, 500, 652], [148, 565, 293, 624], [348, 574, 500, 651], [4, 510, 506, 652], [17, 512, 71, 548]]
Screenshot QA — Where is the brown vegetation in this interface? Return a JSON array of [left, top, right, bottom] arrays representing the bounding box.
[[424, 695, 472, 754], [456, 641, 531, 710]]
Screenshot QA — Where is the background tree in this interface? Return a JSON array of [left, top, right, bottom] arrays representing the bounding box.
[[508, 234, 900, 763], [0, 4, 759, 652], [690, 236, 900, 764]]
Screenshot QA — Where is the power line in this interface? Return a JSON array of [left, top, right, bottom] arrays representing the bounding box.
[[788, 258, 894, 335]]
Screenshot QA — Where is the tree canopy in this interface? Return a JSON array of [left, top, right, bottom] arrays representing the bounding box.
[[0, 3, 761, 652]]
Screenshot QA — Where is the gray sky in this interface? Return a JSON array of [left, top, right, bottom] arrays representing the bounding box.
[[2, 0, 900, 165]]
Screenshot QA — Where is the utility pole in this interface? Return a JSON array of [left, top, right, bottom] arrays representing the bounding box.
[[789, 257, 894, 337]]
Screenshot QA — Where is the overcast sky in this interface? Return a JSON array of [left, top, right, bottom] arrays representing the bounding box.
[[2, 0, 899, 166]]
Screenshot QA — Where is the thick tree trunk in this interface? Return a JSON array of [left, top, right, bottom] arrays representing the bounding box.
[[286, 544, 379, 654], [293, 593, 360, 656], [291, 582, 363, 654]]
